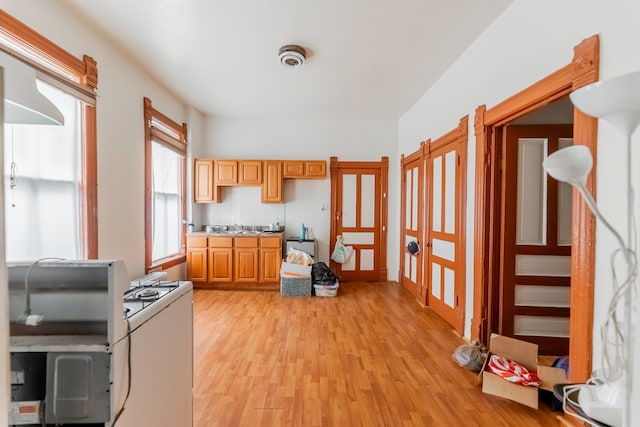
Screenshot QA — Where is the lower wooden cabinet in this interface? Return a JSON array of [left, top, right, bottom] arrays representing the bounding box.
[[186, 236, 208, 283], [260, 237, 282, 283], [187, 235, 282, 289], [234, 237, 259, 282]]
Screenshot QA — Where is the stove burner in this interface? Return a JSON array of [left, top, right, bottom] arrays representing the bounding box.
[[137, 288, 160, 300], [123, 280, 183, 318]]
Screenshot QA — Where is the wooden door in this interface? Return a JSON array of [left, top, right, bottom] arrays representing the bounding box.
[[330, 157, 388, 282], [400, 148, 424, 298], [500, 125, 573, 355], [426, 121, 467, 333]]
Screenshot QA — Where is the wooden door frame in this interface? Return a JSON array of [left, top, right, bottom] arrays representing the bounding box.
[[471, 35, 599, 382], [400, 142, 427, 298], [329, 157, 389, 281]]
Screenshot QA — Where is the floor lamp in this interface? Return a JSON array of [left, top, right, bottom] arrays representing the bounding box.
[[543, 70, 640, 427]]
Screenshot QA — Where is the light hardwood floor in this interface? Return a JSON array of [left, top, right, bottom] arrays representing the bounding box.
[[193, 282, 566, 426]]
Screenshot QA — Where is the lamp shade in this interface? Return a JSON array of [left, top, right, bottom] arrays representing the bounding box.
[[543, 145, 592, 186], [570, 70, 640, 135]]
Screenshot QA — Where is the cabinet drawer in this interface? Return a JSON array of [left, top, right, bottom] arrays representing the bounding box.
[[235, 237, 258, 248], [260, 237, 282, 248], [208, 237, 233, 248], [187, 236, 208, 248]]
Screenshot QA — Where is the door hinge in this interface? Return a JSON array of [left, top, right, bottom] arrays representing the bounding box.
[[383, 192, 387, 199]]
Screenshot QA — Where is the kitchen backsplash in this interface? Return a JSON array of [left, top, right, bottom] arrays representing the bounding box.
[[199, 186, 286, 228]]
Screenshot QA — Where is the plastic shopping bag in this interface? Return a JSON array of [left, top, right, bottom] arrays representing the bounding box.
[[330, 235, 353, 264]]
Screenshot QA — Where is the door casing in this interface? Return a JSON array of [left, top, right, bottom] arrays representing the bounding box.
[[472, 35, 599, 382]]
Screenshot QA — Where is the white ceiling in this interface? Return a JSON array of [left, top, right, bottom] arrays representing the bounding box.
[[61, 0, 512, 120]]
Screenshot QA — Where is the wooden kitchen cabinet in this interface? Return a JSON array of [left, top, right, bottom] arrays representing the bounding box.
[[234, 237, 259, 283], [283, 160, 305, 178], [208, 237, 233, 282], [194, 159, 221, 203], [214, 160, 238, 185], [282, 160, 327, 178], [305, 160, 326, 178], [186, 236, 208, 283], [261, 160, 283, 203], [239, 160, 262, 185], [188, 234, 283, 289], [260, 236, 282, 283]]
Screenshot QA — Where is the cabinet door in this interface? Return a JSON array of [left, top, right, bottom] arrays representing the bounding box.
[[305, 160, 326, 178], [260, 248, 281, 283], [283, 161, 305, 178], [194, 160, 214, 202], [208, 248, 233, 282], [239, 160, 262, 185], [215, 160, 238, 185], [186, 248, 207, 283], [261, 161, 283, 203], [235, 248, 259, 282]]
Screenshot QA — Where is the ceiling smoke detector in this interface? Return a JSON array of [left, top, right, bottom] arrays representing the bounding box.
[[278, 44, 306, 68]]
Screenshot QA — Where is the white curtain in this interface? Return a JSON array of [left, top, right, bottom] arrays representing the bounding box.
[[151, 141, 182, 261], [4, 81, 80, 261]]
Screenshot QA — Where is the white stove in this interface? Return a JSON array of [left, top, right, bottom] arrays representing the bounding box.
[[122, 279, 193, 331]]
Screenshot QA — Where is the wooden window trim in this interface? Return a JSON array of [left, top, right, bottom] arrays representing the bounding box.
[[144, 97, 188, 272], [472, 35, 599, 382], [0, 10, 98, 258]]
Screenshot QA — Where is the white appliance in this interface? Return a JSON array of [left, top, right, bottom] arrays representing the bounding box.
[[8, 260, 193, 426]]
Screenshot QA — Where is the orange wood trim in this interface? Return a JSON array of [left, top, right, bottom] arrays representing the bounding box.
[[329, 157, 339, 272], [472, 35, 599, 382], [82, 104, 98, 258], [456, 116, 469, 334], [380, 157, 389, 281], [472, 104, 488, 343], [0, 10, 98, 91]]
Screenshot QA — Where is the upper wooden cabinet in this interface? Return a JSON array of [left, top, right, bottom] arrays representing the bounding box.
[[239, 160, 262, 185], [194, 159, 221, 203], [194, 157, 325, 203], [305, 161, 326, 178], [215, 160, 238, 185], [283, 160, 327, 178], [214, 160, 262, 185], [262, 161, 283, 204]]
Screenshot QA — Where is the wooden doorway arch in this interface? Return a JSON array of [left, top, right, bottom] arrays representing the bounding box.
[[471, 35, 599, 382]]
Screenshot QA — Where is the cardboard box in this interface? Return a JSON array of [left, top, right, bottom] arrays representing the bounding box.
[[280, 261, 312, 297], [480, 334, 567, 409], [280, 261, 311, 278]]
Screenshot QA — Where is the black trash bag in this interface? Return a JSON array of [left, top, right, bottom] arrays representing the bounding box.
[[312, 262, 338, 286]]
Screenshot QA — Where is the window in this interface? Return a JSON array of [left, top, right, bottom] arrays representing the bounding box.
[[144, 97, 187, 271], [0, 10, 98, 260]]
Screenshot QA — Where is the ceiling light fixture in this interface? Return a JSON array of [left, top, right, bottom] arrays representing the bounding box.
[[278, 44, 306, 68]]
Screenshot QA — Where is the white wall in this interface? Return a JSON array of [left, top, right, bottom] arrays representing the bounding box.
[[0, 1, 205, 280], [398, 0, 640, 420], [195, 117, 398, 267]]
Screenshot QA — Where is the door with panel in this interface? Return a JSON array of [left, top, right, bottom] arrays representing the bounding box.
[[425, 118, 468, 333], [400, 148, 425, 298], [500, 124, 573, 355], [330, 157, 388, 282]]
